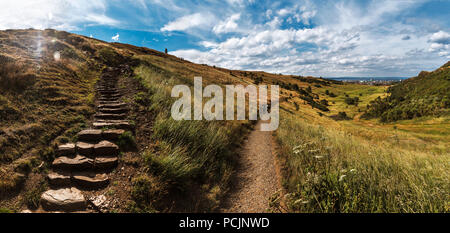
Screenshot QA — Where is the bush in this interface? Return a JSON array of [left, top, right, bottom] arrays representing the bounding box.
[[345, 97, 359, 105], [129, 175, 165, 212], [117, 131, 136, 151]]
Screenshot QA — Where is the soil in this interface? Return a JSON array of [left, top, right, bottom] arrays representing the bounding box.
[[220, 121, 282, 213]]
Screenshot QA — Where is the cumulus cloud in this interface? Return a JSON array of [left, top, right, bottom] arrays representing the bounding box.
[[0, 0, 118, 30], [171, 0, 448, 76], [161, 13, 215, 32], [428, 31, 450, 58], [213, 14, 241, 34], [429, 31, 450, 45]]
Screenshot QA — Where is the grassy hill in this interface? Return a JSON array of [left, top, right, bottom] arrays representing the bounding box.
[[0, 29, 329, 212], [363, 62, 450, 122], [0, 29, 448, 213]]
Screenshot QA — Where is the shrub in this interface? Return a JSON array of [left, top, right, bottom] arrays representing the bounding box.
[[129, 175, 165, 212], [345, 97, 359, 105], [117, 131, 137, 151]]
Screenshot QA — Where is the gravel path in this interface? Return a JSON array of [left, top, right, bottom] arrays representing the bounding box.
[[221, 121, 281, 213]]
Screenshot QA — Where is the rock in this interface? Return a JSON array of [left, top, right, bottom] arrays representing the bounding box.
[[102, 129, 125, 141], [73, 172, 109, 188], [57, 143, 75, 156], [52, 155, 93, 170], [98, 108, 128, 114], [40, 188, 86, 211], [47, 171, 71, 186], [77, 129, 102, 142], [90, 194, 109, 211], [95, 156, 118, 169], [94, 140, 119, 155], [76, 142, 94, 156], [95, 113, 127, 120], [93, 121, 132, 130], [97, 103, 127, 109]]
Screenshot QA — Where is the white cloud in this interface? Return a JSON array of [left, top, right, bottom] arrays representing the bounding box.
[[170, 0, 448, 76], [213, 14, 241, 34], [428, 30, 450, 57], [429, 31, 450, 45], [0, 0, 118, 30], [161, 13, 215, 32], [112, 33, 120, 41], [277, 9, 291, 17]]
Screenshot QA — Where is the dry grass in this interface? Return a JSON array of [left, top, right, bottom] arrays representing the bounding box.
[[274, 91, 449, 212]]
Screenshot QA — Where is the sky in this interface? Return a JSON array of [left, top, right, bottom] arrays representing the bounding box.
[[0, 0, 449, 77]]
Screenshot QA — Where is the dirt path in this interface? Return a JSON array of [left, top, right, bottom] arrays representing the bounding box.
[[221, 121, 282, 213]]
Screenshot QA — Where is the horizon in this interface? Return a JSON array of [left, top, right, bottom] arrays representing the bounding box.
[[0, 0, 449, 77]]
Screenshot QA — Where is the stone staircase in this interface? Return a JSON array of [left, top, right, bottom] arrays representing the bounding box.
[[39, 67, 133, 212]]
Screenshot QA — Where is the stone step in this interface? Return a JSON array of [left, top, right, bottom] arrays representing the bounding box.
[[47, 171, 71, 186], [96, 86, 117, 89], [48, 171, 110, 189], [41, 187, 86, 211], [99, 97, 120, 102], [96, 87, 117, 91], [94, 140, 119, 155], [72, 172, 109, 188], [77, 129, 102, 142], [102, 129, 125, 141], [57, 143, 75, 156], [100, 93, 121, 97], [99, 90, 119, 94], [99, 107, 128, 114], [98, 101, 122, 105], [52, 155, 94, 170], [95, 113, 127, 120], [76, 142, 94, 156], [93, 121, 132, 130], [98, 103, 127, 109], [95, 156, 118, 169]]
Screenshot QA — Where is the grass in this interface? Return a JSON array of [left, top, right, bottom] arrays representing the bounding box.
[[275, 108, 449, 213], [128, 62, 250, 211], [22, 180, 47, 210]]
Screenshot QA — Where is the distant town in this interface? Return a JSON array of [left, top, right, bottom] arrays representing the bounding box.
[[325, 77, 407, 85]]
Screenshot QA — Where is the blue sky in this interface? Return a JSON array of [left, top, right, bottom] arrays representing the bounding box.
[[0, 0, 449, 77]]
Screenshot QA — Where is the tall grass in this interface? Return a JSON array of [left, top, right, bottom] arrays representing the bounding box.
[[132, 63, 247, 200], [276, 110, 449, 213]]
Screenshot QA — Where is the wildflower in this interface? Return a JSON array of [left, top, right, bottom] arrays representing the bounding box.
[[350, 169, 357, 173]]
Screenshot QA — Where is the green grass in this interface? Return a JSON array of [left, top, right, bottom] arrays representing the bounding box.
[[129, 61, 249, 211], [316, 84, 387, 118], [275, 110, 449, 213]]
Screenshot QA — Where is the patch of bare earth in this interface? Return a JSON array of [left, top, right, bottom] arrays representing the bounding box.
[[220, 121, 282, 213]]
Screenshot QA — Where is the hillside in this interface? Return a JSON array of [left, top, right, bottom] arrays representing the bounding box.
[[0, 29, 334, 212], [363, 62, 450, 122], [0, 29, 448, 213]]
